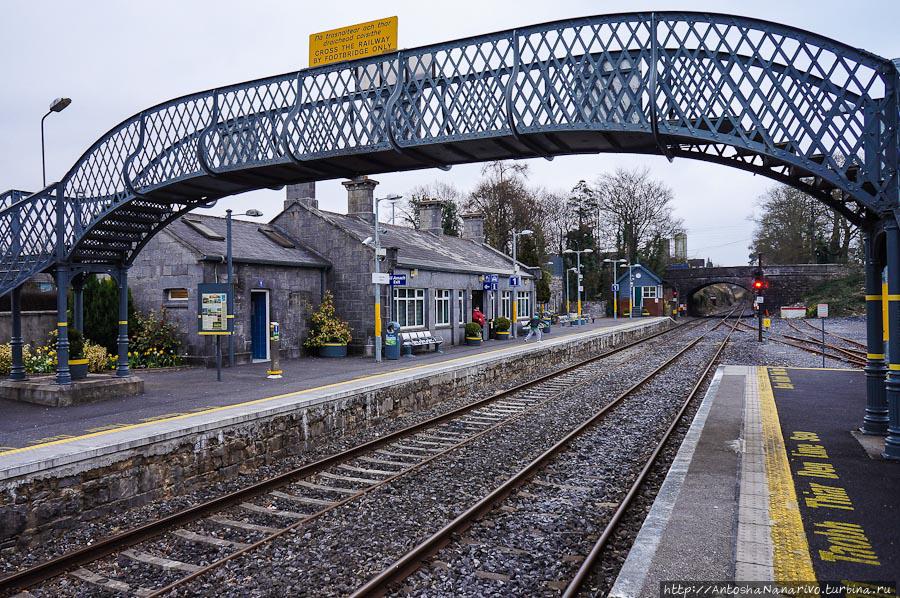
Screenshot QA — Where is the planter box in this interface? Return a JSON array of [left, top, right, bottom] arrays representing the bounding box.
[[493, 331, 510, 340], [318, 344, 348, 358], [465, 337, 482, 347], [68, 359, 89, 380]]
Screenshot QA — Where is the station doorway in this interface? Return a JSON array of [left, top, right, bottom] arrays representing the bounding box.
[[250, 290, 270, 362]]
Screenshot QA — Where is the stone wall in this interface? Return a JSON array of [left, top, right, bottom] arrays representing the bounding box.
[[0, 311, 56, 346], [0, 319, 671, 550]]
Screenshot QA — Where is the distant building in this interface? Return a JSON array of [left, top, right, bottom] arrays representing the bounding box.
[[616, 264, 667, 316], [673, 232, 687, 262]]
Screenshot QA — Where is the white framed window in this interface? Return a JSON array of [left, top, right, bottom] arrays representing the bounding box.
[[434, 289, 451, 326], [501, 291, 512, 319], [641, 286, 658, 299], [393, 288, 425, 328], [516, 291, 531, 320], [458, 292, 465, 325], [166, 288, 189, 301]]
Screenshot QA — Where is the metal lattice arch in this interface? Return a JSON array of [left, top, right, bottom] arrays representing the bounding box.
[[1, 11, 898, 296]]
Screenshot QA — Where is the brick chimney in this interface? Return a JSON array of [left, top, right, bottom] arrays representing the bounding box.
[[418, 200, 444, 235], [342, 176, 379, 225], [461, 212, 485, 244], [285, 182, 317, 210]]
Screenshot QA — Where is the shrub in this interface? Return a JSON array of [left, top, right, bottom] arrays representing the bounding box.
[[304, 292, 352, 349], [131, 309, 182, 357], [494, 317, 511, 332], [84, 342, 109, 373], [0, 344, 10, 376], [47, 328, 85, 359], [465, 322, 483, 338]]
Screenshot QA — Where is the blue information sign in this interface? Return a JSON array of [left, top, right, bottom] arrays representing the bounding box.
[[509, 275, 521, 287], [390, 273, 407, 286]]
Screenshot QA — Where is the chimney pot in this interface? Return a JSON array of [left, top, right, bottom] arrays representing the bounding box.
[[285, 182, 317, 210], [418, 200, 444, 235], [342, 176, 379, 225], [461, 212, 485, 244]]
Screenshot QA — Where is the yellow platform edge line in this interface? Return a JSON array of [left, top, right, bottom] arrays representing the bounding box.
[[758, 367, 817, 583], [0, 320, 655, 458]]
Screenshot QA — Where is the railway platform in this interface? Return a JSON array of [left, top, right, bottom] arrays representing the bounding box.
[[0, 316, 670, 550], [611, 365, 899, 597]]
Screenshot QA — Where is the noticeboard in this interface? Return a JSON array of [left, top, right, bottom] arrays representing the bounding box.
[[198, 283, 231, 335], [817, 303, 829, 318], [309, 16, 398, 67]]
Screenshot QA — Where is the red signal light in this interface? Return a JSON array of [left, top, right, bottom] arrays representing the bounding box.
[[752, 279, 764, 290]]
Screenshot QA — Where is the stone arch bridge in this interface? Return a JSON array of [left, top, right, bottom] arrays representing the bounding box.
[[664, 264, 851, 313]]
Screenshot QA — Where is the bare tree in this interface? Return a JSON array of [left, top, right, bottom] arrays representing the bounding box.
[[399, 182, 464, 235], [594, 167, 683, 267]]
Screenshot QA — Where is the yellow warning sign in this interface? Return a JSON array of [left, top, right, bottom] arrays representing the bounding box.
[[309, 16, 398, 67]]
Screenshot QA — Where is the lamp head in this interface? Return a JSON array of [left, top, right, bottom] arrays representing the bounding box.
[[583, 248, 594, 254], [520, 229, 533, 236], [244, 209, 263, 217], [49, 97, 71, 113], [563, 249, 574, 254]]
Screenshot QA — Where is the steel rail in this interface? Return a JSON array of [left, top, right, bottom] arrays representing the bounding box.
[[733, 321, 865, 367], [791, 318, 867, 351], [0, 318, 697, 595], [562, 312, 742, 596], [349, 311, 737, 597]]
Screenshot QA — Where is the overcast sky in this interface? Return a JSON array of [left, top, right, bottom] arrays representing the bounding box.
[[2, 1, 898, 265]]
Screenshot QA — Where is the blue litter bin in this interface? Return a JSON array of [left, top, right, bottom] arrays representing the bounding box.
[[384, 321, 401, 360]]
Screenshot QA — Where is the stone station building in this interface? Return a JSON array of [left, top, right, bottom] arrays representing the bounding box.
[[130, 179, 539, 361]]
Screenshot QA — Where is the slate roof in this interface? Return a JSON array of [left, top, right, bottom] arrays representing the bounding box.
[[164, 213, 330, 268], [312, 209, 534, 276], [616, 263, 662, 290]]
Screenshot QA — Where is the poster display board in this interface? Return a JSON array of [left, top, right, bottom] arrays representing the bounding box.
[[198, 283, 232, 335]]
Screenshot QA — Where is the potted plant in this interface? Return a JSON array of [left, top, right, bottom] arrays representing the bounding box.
[[465, 322, 483, 346], [304, 292, 352, 357], [493, 317, 511, 340], [51, 328, 88, 380]]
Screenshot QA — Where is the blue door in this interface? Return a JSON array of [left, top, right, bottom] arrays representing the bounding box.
[[251, 291, 268, 360]]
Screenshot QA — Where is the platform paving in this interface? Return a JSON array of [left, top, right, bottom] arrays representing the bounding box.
[[611, 365, 899, 597]]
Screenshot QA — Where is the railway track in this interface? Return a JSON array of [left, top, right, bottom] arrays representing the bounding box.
[[350, 310, 741, 596], [1, 317, 708, 597], [732, 318, 865, 367]]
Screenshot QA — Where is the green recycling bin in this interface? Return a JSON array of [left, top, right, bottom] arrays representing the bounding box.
[[385, 321, 401, 360]]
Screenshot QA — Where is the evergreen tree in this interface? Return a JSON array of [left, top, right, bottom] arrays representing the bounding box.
[[75, 275, 137, 353]]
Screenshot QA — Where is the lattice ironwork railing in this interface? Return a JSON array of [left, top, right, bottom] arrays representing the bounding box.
[[0, 11, 897, 296]]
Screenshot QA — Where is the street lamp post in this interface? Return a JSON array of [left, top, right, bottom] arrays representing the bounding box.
[[510, 229, 533, 338], [226, 208, 263, 367], [564, 248, 593, 320], [566, 267, 578, 314], [41, 97, 72, 187], [603, 258, 627, 320], [628, 262, 635, 318], [373, 194, 402, 362]]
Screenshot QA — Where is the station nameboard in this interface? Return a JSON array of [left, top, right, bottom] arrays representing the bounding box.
[[309, 16, 398, 67]]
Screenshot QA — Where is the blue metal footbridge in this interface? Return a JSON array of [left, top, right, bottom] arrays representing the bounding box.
[[2, 12, 900, 455]]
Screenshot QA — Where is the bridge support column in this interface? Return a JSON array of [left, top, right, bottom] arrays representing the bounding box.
[[9, 286, 26, 381], [116, 267, 130, 378], [54, 266, 71, 385], [72, 275, 84, 335], [883, 219, 900, 459], [862, 233, 888, 435]]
